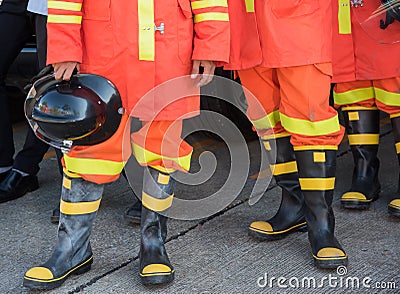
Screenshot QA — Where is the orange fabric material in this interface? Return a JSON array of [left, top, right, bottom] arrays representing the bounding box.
[[64, 118, 191, 183], [226, 0, 332, 69], [47, 0, 230, 120], [224, 0, 262, 70], [334, 79, 400, 115], [62, 114, 131, 184], [239, 64, 344, 146], [131, 120, 193, 172], [332, 0, 400, 83]]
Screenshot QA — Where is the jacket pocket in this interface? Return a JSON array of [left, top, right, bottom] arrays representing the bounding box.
[[82, 0, 111, 21], [177, 0, 194, 64], [271, 0, 319, 18]]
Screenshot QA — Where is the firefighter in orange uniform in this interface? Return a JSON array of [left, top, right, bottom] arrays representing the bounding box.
[[225, 0, 347, 268], [332, 0, 400, 216], [23, 0, 230, 289]]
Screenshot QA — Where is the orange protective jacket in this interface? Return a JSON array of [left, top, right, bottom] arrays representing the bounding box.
[[47, 0, 230, 121], [225, 0, 332, 70], [332, 0, 400, 83]]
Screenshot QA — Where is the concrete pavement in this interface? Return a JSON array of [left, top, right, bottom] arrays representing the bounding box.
[[1, 119, 399, 293]]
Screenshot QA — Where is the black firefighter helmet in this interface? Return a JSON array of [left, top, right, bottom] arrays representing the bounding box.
[[25, 73, 123, 151]]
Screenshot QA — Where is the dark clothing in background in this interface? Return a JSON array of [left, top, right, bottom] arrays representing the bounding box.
[[0, 10, 32, 169], [0, 2, 63, 175], [0, 0, 28, 15]]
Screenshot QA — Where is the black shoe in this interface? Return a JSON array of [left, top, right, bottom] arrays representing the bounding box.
[[0, 170, 39, 203], [125, 200, 142, 225], [0, 169, 11, 183], [50, 207, 60, 224]]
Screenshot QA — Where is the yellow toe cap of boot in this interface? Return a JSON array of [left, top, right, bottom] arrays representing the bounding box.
[[316, 247, 347, 260], [249, 221, 273, 234], [141, 264, 173, 277], [341, 192, 368, 201], [389, 199, 400, 209], [25, 267, 54, 280]]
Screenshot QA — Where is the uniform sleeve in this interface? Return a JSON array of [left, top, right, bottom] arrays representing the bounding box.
[[47, 0, 83, 65], [190, 0, 230, 63]]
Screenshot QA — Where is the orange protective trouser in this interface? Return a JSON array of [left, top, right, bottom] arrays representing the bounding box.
[[238, 64, 344, 146], [333, 78, 400, 115], [62, 114, 192, 184]]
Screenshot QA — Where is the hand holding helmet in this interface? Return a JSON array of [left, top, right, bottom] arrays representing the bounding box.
[[24, 73, 124, 152]]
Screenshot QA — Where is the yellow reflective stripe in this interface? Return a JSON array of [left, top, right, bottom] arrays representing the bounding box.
[[138, 0, 155, 61], [132, 143, 192, 172], [333, 87, 374, 105], [313, 152, 326, 163], [63, 177, 71, 189], [261, 132, 290, 140], [194, 12, 229, 23], [152, 166, 177, 174], [338, 0, 351, 34], [64, 154, 124, 175], [347, 112, 359, 121], [47, 14, 82, 24], [299, 178, 335, 190], [341, 106, 378, 111], [263, 141, 271, 151], [293, 145, 338, 151], [390, 113, 400, 119], [191, 0, 227, 10], [375, 87, 400, 106], [157, 173, 170, 185], [142, 191, 173, 212], [245, 0, 255, 12], [270, 161, 297, 176], [60, 198, 101, 215], [396, 142, 400, 154], [280, 113, 340, 137], [348, 134, 379, 145], [48, 1, 82, 11], [251, 110, 280, 130], [63, 168, 82, 178]]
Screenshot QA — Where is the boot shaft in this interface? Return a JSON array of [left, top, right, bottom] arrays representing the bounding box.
[[342, 107, 381, 192], [54, 176, 104, 269], [294, 147, 337, 232], [139, 168, 174, 283], [262, 133, 301, 195], [140, 167, 175, 246], [391, 115, 400, 164], [391, 115, 400, 193]]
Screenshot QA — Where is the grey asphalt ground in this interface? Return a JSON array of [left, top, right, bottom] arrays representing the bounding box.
[[1, 116, 399, 294]]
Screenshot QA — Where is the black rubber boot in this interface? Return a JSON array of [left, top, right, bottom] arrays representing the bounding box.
[[125, 199, 142, 225], [341, 107, 381, 209], [295, 147, 348, 269], [50, 207, 60, 224], [139, 168, 174, 285], [388, 115, 400, 218], [249, 134, 307, 240], [23, 175, 103, 290]]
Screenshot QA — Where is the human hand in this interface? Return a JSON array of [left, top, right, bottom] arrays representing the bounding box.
[[53, 62, 80, 80], [191, 60, 216, 87]]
